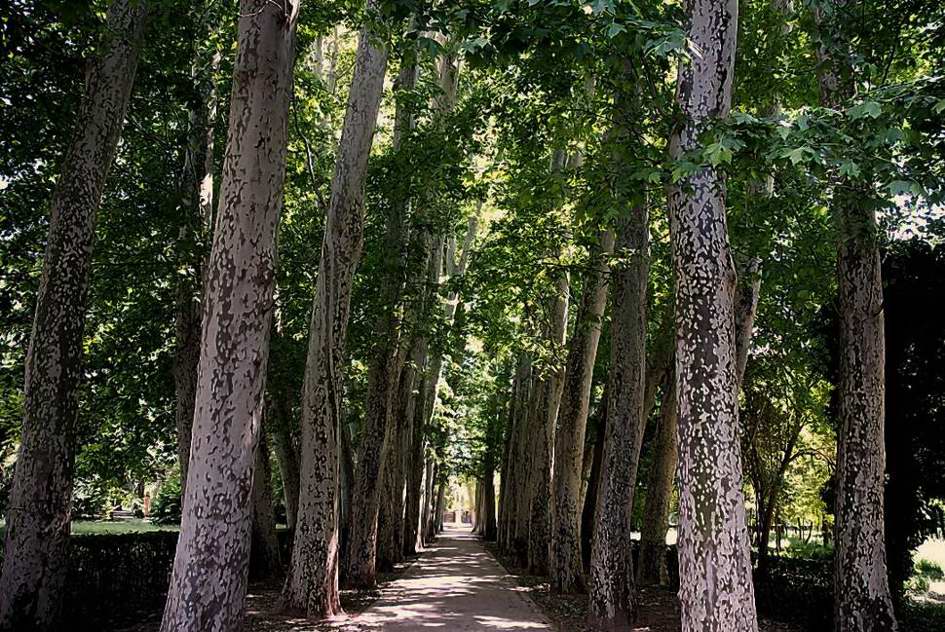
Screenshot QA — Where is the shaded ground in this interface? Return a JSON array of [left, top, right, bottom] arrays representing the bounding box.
[[485, 542, 802, 632], [330, 526, 553, 630], [123, 526, 553, 631]]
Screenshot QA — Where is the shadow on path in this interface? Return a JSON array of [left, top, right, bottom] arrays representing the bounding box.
[[332, 525, 553, 631]]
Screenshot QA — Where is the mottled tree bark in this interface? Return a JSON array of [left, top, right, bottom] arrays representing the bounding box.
[[501, 354, 532, 551], [250, 433, 283, 581], [581, 388, 607, 571], [434, 480, 446, 533], [421, 460, 436, 544], [403, 338, 430, 555], [0, 2, 147, 629], [638, 262, 759, 588], [666, 0, 757, 628], [481, 399, 500, 541], [589, 205, 649, 627], [526, 272, 569, 573], [359, 49, 418, 580], [814, 3, 898, 630], [284, 0, 387, 615], [159, 3, 298, 630], [270, 396, 300, 532], [496, 365, 519, 550], [832, 191, 897, 632], [174, 21, 221, 497], [637, 370, 679, 586], [551, 230, 615, 593]]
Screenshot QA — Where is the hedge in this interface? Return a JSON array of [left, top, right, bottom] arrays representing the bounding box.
[[0, 528, 295, 630], [0, 531, 940, 630]]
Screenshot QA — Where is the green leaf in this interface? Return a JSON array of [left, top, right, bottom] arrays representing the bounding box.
[[887, 180, 916, 196], [838, 160, 860, 178], [848, 100, 882, 120], [705, 142, 733, 166], [783, 146, 811, 165], [606, 22, 625, 38]]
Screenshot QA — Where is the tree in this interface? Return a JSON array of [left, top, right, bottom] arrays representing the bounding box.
[[666, 0, 758, 629], [0, 2, 148, 628], [551, 229, 614, 594], [354, 40, 417, 581], [159, 1, 299, 629], [814, 1, 899, 629], [589, 201, 649, 626], [284, 0, 388, 613], [173, 3, 221, 496]]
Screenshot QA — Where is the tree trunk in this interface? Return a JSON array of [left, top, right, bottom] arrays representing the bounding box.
[[831, 150, 898, 632], [0, 2, 147, 629], [581, 388, 607, 572], [271, 397, 300, 532], [403, 338, 429, 555], [158, 3, 298, 629], [666, 0, 757, 628], [481, 401, 500, 541], [283, 0, 387, 615], [637, 371, 679, 586], [421, 460, 436, 544], [174, 25, 221, 498], [350, 48, 418, 584], [589, 204, 649, 626], [497, 364, 520, 550], [638, 262, 758, 588], [551, 230, 615, 593], [813, 2, 898, 630], [250, 432, 283, 582], [526, 269, 570, 572], [502, 354, 532, 552], [434, 480, 446, 533], [482, 474, 497, 541], [338, 416, 355, 577]]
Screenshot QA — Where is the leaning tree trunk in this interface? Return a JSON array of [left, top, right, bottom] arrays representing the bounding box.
[[174, 23, 221, 497], [589, 204, 649, 627], [481, 400, 500, 541], [158, 4, 299, 630], [501, 354, 532, 551], [526, 271, 569, 574], [0, 2, 147, 629], [351, 49, 418, 584], [637, 370, 679, 586], [271, 395, 301, 532], [666, 0, 757, 628], [637, 260, 759, 587], [403, 336, 430, 555], [284, 0, 387, 616], [814, 2, 898, 630], [250, 432, 283, 581], [551, 230, 615, 594], [581, 388, 607, 571]]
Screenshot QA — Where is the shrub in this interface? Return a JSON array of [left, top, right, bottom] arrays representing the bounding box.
[[782, 536, 834, 561], [150, 469, 182, 524], [916, 558, 945, 581]]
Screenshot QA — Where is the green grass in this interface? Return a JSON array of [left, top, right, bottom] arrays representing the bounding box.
[[0, 518, 179, 539]]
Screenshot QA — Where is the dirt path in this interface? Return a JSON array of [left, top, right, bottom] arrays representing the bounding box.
[[332, 525, 553, 631]]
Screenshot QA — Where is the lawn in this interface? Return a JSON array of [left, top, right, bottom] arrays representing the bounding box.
[[0, 518, 179, 539]]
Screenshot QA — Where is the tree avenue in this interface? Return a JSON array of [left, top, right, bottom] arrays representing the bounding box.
[[1, 1, 944, 632]]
